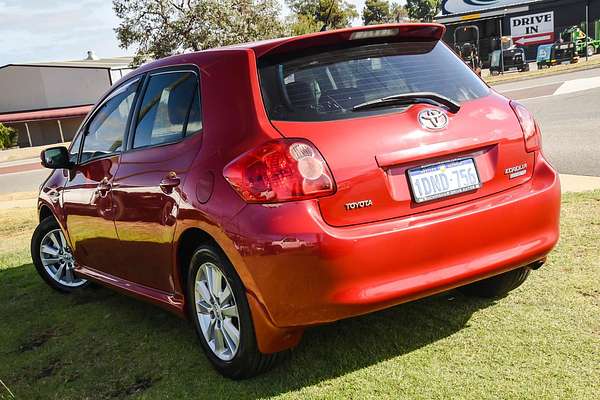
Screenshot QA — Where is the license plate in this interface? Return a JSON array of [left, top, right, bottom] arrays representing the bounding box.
[[408, 158, 481, 203]]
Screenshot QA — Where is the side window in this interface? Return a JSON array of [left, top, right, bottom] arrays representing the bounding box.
[[185, 89, 202, 136], [68, 132, 82, 163], [81, 79, 139, 163], [133, 71, 201, 149]]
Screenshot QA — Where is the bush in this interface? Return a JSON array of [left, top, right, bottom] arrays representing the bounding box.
[[0, 123, 18, 150]]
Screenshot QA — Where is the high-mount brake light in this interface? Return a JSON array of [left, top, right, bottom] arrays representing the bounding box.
[[510, 100, 541, 152], [223, 139, 335, 203], [350, 29, 400, 40]]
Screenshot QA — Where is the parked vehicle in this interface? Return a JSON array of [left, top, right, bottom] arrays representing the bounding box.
[[490, 37, 530, 75], [561, 25, 600, 57], [453, 25, 482, 75], [33, 23, 560, 379], [537, 42, 579, 68]]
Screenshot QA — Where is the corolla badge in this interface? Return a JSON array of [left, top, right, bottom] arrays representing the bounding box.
[[418, 109, 448, 130]]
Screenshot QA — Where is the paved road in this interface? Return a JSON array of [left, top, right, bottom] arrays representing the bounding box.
[[0, 169, 49, 194], [495, 67, 600, 177], [1, 67, 599, 194]]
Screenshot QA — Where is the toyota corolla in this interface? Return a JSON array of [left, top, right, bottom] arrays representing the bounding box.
[[32, 23, 560, 379]]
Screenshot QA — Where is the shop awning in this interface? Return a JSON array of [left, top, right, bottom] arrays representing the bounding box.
[[0, 105, 93, 124]]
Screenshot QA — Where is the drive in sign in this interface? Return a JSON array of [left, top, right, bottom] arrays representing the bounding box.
[[511, 11, 555, 46]]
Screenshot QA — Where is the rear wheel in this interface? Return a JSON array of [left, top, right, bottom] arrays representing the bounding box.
[[186, 245, 283, 379], [587, 45, 596, 57], [459, 267, 530, 298], [31, 216, 88, 293]]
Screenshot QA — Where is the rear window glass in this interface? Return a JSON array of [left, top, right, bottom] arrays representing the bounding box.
[[258, 41, 490, 122]]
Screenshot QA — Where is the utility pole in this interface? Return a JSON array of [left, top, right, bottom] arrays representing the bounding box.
[[585, 0, 590, 61], [499, 14, 505, 74]]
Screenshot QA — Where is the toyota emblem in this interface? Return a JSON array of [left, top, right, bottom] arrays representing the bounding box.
[[418, 109, 449, 130]]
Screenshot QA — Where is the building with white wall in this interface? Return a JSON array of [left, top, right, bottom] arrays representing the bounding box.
[[0, 54, 133, 147]]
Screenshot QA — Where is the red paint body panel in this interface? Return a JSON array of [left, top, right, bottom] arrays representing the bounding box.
[[36, 24, 561, 354], [272, 93, 535, 226], [230, 154, 559, 327]]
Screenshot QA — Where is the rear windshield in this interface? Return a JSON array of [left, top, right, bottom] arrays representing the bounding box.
[[258, 41, 490, 122]]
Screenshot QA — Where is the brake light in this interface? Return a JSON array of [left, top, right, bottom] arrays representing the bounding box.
[[510, 100, 541, 152], [223, 139, 335, 203]]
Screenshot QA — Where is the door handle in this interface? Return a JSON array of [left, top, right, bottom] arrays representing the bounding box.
[[160, 172, 180, 194]]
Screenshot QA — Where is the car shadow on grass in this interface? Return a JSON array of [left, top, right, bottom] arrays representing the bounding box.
[[0, 263, 496, 399]]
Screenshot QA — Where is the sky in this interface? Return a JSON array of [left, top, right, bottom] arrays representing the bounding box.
[[0, 0, 371, 66]]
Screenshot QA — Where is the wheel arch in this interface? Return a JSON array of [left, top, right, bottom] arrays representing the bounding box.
[[176, 227, 221, 293], [174, 226, 303, 353], [38, 204, 54, 222], [174, 226, 260, 299]]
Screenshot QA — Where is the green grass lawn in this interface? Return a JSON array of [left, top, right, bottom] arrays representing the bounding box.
[[1, 192, 599, 399]]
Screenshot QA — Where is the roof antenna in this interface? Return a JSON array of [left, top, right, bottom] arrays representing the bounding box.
[[320, 0, 335, 32]]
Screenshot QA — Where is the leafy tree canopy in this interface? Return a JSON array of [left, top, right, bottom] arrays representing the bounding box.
[[362, 0, 391, 26], [405, 0, 440, 22], [0, 123, 17, 150], [390, 2, 409, 22], [113, 0, 286, 65], [286, 0, 358, 35]]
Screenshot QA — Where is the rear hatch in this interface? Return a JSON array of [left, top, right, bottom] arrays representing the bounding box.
[[256, 26, 534, 227]]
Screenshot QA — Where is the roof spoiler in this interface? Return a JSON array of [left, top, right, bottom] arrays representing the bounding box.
[[253, 23, 446, 58]]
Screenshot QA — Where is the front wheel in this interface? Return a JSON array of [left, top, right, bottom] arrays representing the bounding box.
[[186, 245, 283, 379], [31, 216, 88, 292], [458, 267, 530, 298]]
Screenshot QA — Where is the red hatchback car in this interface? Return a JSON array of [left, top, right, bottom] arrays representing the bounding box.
[[32, 24, 560, 378]]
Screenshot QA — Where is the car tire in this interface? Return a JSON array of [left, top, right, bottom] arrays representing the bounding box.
[[586, 45, 595, 57], [31, 216, 89, 293], [458, 267, 530, 298], [186, 245, 284, 379]]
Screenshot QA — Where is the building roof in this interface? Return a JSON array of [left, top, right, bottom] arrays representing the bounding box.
[[0, 105, 93, 124], [1, 56, 134, 71]]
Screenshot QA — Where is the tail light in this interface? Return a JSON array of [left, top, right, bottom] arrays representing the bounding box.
[[223, 139, 335, 203], [510, 100, 541, 152]]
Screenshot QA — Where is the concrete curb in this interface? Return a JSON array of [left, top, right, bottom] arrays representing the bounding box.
[[560, 174, 600, 193], [486, 61, 600, 87]]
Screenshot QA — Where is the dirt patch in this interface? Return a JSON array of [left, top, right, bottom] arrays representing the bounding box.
[[107, 376, 159, 399], [35, 359, 63, 380], [18, 330, 57, 352]]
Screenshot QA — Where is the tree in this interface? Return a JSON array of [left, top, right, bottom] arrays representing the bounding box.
[[286, 0, 358, 35], [405, 0, 440, 22], [390, 2, 408, 22], [362, 0, 391, 26], [0, 123, 17, 150], [113, 0, 286, 66]]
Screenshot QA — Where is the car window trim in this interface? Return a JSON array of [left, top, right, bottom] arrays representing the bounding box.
[[76, 76, 143, 166], [125, 66, 202, 153]]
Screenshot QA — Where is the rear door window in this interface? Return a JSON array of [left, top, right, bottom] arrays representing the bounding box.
[[258, 41, 490, 121], [132, 71, 201, 149]]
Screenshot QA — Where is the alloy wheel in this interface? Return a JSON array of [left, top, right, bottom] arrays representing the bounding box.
[[39, 229, 86, 287], [194, 262, 240, 361]]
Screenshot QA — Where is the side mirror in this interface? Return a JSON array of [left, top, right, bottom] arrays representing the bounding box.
[[40, 146, 73, 169]]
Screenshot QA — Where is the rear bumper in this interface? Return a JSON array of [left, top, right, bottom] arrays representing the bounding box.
[[231, 154, 560, 328]]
